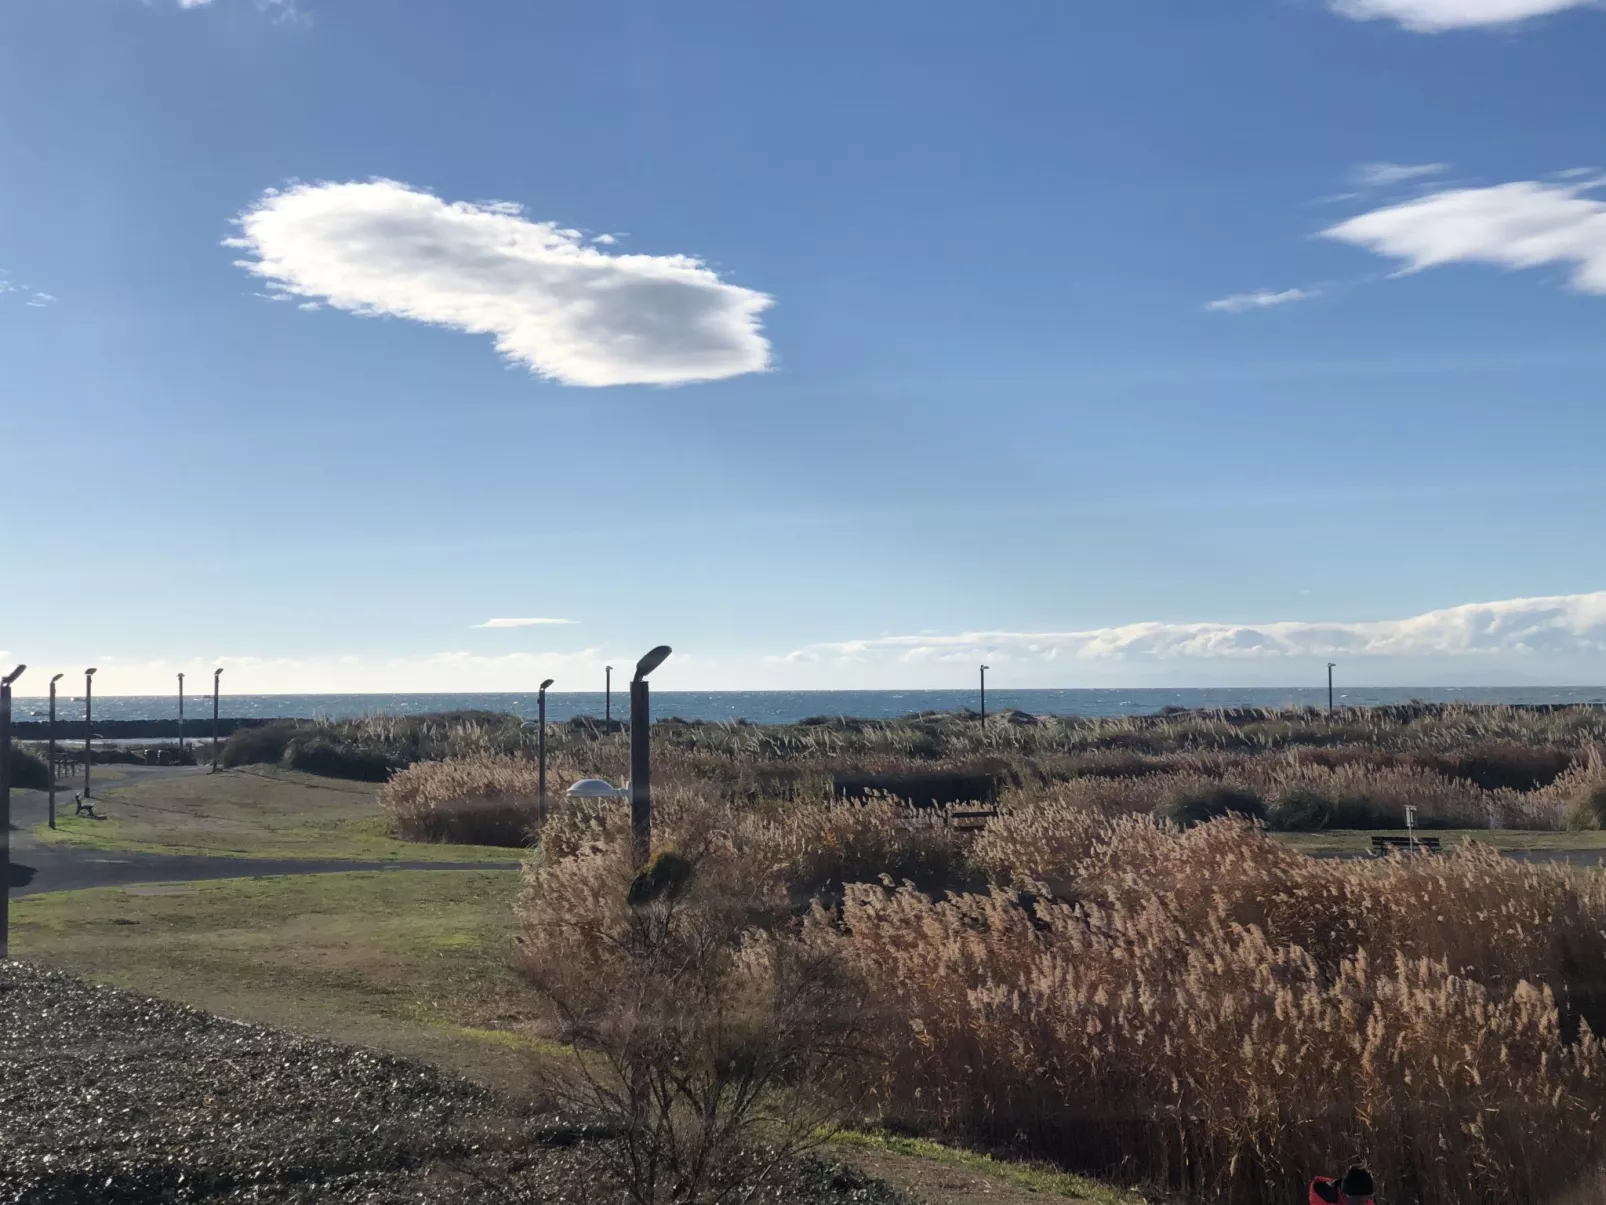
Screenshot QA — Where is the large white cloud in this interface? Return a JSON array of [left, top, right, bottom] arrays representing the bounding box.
[[779, 593, 1606, 666], [1324, 179, 1606, 293], [227, 180, 774, 387], [1331, 0, 1598, 31]]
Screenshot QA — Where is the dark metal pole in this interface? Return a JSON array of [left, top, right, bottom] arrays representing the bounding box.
[[605, 665, 612, 728], [629, 678, 650, 866], [178, 672, 185, 753], [83, 668, 96, 799], [628, 645, 672, 870], [2, 664, 28, 960], [1327, 662, 1336, 715], [537, 678, 553, 826], [979, 664, 988, 724], [48, 674, 62, 829], [212, 668, 222, 772]]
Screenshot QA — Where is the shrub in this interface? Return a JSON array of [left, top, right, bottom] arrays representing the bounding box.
[[6, 743, 49, 790], [515, 828, 866, 1205], [1417, 741, 1576, 792], [1154, 780, 1265, 828], [219, 721, 301, 768], [1565, 782, 1606, 831], [379, 754, 546, 847], [282, 735, 390, 782], [1264, 764, 1495, 830]]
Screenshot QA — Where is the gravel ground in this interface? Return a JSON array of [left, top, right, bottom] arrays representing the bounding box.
[[0, 962, 906, 1205]]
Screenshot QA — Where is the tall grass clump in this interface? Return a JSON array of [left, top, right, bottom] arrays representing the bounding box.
[[378, 754, 549, 847], [806, 817, 1606, 1205]]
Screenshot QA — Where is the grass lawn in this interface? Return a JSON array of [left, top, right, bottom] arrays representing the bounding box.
[[32, 765, 522, 863], [7, 868, 556, 1094], [1272, 828, 1606, 856]]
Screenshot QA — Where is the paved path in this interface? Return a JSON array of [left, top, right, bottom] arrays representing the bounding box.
[[5, 767, 519, 898]]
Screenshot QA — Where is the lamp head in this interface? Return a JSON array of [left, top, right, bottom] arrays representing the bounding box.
[[178, 672, 185, 682], [539, 678, 554, 692], [634, 645, 672, 682], [214, 668, 224, 680], [2, 664, 25, 686], [50, 673, 64, 685], [85, 667, 97, 678]]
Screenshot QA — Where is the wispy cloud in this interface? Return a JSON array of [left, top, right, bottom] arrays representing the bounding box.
[[227, 179, 774, 387], [1205, 287, 1318, 314], [1324, 179, 1606, 294], [777, 592, 1606, 664], [1357, 162, 1450, 187], [1330, 0, 1598, 31], [174, 0, 305, 19], [0, 271, 57, 308], [473, 617, 579, 629]]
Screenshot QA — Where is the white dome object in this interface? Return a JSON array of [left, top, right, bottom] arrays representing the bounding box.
[[566, 778, 628, 799]]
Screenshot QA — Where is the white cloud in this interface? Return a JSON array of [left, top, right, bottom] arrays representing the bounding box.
[[1356, 162, 1450, 187], [228, 179, 773, 387], [26, 292, 56, 308], [779, 592, 1606, 665], [473, 617, 579, 629], [1205, 287, 1317, 313], [1324, 179, 1606, 293], [1330, 0, 1598, 30]]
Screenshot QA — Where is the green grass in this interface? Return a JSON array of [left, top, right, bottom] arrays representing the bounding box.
[[31, 766, 522, 863], [8, 869, 549, 1093], [830, 1130, 1147, 1204], [1271, 828, 1606, 855]]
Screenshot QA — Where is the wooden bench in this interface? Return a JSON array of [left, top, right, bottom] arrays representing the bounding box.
[[1370, 835, 1441, 855], [946, 807, 999, 833]]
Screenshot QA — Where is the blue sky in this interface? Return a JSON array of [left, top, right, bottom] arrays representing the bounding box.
[[5, 0, 1606, 694]]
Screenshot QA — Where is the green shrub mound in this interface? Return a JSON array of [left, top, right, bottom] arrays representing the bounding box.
[[6, 744, 50, 791]]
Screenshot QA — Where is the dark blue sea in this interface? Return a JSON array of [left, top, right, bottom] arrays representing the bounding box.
[[15, 687, 1606, 724]]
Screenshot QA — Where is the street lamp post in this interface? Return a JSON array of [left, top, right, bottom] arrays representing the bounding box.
[[83, 668, 97, 799], [47, 673, 63, 829], [211, 668, 223, 772], [537, 678, 554, 826], [605, 665, 612, 728], [2, 663, 28, 960], [979, 664, 989, 725], [629, 645, 672, 868], [1327, 662, 1336, 715], [177, 672, 185, 753]]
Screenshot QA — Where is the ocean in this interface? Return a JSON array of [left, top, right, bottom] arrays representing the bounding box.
[[13, 686, 1606, 724]]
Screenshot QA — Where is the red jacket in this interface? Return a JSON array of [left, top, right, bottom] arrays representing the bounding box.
[[1310, 1178, 1375, 1205]]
